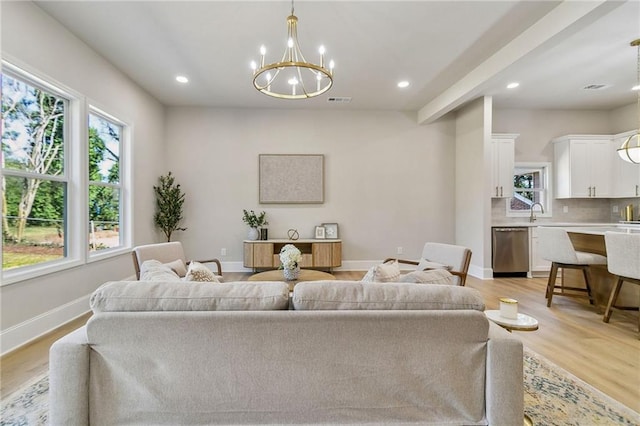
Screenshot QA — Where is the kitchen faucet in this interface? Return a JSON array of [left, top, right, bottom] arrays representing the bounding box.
[[529, 202, 544, 222]]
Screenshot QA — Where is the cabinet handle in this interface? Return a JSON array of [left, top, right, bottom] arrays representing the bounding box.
[[495, 186, 499, 197], [588, 186, 591, 197], [636, 185, 639, 197], [500, 186, 503, 197], [593, 186, 596, 197]]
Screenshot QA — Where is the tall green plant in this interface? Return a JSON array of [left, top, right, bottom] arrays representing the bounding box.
[[153, 172, 186, 242]]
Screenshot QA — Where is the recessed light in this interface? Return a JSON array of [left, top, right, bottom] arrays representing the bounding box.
[[397, 81, 410, 88], [506, 82, 519, 89], [176, 75, 189, 84]]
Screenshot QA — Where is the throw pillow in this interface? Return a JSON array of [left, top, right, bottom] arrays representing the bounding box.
[[361, 260, 401, 283], [399, 269, 456, 285], [185, 261, 219, 282], [416, 258, 452, 271], [140, 259, 181, 281], [163, 259, 187, 277]]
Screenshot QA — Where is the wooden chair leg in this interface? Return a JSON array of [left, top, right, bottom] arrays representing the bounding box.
[[603, 277, 624, 323], [546, 263, 559, 307], [582, 267, 595, 305]]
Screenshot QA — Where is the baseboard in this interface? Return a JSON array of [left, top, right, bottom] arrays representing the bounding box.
[[0, 295, 90, 356], [469, 264, 493, 280]]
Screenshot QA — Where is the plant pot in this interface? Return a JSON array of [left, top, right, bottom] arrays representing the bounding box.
[[283, 266, 300, 281], [248, 227, 260, 241]]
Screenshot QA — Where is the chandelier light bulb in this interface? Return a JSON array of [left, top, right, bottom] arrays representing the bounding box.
[[260, 45, 266, 55], [288, 38, 294, 48], [633, 84, 640, 91], [288, 77, 299, 85], [319, 46, 325, 55], [250, 61, 257, 71]]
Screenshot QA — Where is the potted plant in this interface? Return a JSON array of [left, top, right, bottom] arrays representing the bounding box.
[[242, 209, 268, 240], [153, 172, 186, 242]]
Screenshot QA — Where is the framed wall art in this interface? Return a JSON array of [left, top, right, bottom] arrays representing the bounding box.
[[322, 223, 339, 239], [314, 226, 326, 239], [259, 154, 324, 204]]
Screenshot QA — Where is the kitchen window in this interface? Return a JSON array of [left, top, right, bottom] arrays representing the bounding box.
[[506, 162, 552, 218]]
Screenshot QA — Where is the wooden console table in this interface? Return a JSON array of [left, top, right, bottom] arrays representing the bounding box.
[[243, 239, 342, 271]]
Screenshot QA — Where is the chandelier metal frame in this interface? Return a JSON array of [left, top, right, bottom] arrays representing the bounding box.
[[618, 38, 640, 164], [251, 1, 334, 100]]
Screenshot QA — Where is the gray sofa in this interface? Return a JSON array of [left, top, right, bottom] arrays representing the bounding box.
[[49, 280, 523, 425]]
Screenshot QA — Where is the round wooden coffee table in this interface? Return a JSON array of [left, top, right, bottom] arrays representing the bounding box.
[[248, 269, 335, 291]]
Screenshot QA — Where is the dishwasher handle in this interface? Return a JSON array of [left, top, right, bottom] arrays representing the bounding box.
[[493, 228, 528, 232]]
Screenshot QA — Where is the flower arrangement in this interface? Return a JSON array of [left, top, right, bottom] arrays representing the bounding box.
[[242, 209, 268, 228], [279, 244, 302, 270]]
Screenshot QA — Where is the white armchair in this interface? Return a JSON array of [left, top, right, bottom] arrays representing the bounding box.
[[385, 242, 472, 286], [132, 241, 222, 281]]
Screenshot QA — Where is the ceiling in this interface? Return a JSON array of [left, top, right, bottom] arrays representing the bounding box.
[[34, 1, 640, 121]]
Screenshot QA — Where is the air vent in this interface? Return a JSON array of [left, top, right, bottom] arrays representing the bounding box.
[[582, 84, 610, 90], [327, 97, 352, 103]]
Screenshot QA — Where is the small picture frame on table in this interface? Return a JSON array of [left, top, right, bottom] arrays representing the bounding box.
[[314, 226, 326, 239], [322, 223, 339, 239]]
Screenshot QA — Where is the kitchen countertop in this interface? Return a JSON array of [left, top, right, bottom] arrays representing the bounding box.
[[491, 222, 621, 228]]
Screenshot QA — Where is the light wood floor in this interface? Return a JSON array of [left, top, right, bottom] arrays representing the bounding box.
[[1, 272, 638, 413]]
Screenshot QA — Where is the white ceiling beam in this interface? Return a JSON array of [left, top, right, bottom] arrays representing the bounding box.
[[417, 0, 618, 125]]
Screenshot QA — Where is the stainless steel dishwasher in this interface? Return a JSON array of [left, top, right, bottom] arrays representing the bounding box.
[[492, 227, 529, 276]]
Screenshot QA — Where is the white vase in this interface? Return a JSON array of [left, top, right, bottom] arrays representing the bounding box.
[[283, 265, 300, 281], [248, 227, 259, 241]]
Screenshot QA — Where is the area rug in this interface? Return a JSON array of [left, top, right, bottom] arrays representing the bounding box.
[[2, 348, 639, 425]]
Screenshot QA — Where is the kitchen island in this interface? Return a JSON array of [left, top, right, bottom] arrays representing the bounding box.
[[560, 225, 640, 311]]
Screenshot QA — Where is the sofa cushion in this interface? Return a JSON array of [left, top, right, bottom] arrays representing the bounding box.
[[292, 281, 485, 311], [90, 281, 290, 312], [399, 269, 456, 285], [361, 260, 401, 282], [184, 261, 219, 282], [164, 259, 187, 277], [139, 260, 181, 281]]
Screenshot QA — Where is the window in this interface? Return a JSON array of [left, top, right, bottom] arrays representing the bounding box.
[[1, 63, 130, 283], [2, 71, 69, 271], [88, 112, 123, 252], [507, 162, 552, 217]]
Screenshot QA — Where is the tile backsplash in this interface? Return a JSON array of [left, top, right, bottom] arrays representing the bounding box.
[[491, 197, 640, 223]]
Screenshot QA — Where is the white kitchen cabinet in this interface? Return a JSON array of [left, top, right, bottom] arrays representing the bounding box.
[[529, 226, 551, 277], [491, 134, 517, 198], [611, 132, 640, 198], [553, 135, 613, 198]]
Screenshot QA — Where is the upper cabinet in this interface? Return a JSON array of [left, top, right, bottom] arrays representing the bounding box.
[[553, 135, 613, 198], [491, 134, 517, 198], [612, 131, 640, 198]]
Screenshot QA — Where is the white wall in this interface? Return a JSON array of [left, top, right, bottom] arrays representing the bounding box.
[[0, 1, 165, 353], [455, 97, 493, 278], [164, 107, 457, 269], [608, 103, 637, 134], [493, 108, 613, 163]]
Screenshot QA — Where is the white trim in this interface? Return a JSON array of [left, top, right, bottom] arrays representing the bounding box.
[[0, 295, 90, 356], [472, 265, 494, 280]]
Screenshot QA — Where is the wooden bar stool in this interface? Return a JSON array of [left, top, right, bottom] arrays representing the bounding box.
[[538, 227, 607, 307], [603, 232, 640, 332]]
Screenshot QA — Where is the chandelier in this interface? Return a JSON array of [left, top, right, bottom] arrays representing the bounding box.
[[251, 1, 334, 99], [618, 38, 640, 164]]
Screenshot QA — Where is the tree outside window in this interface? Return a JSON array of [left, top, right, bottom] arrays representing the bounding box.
[[508, 164, 550, 216], [88, 113, 122, 252], [2, 73, 67, 270]]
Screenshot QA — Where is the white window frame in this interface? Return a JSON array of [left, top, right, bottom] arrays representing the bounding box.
[[1, 61, 132, 285], [86, 105, 132, 262], [505, 162, 553, 218]]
